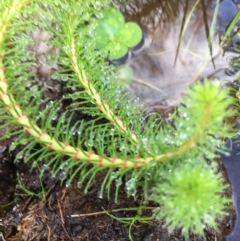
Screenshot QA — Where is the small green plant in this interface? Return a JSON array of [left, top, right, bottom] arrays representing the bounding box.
[[0, 0, 235, 239], [92, 7, 142, 59], [103, 206, 153, 241], [150, 161, 229, 238], [16, 166, 46, 201]]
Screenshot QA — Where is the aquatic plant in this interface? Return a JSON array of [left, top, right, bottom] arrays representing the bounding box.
[[93, 7, 142, 60], [0, 0, 235, 239]]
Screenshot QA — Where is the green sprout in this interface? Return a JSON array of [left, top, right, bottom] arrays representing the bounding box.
[[103, 206, 153, 241], [150, 161, 230, 238], [93, 7, 142, 59]]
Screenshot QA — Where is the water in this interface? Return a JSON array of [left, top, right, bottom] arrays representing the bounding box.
[[120, 0, 240, 106]]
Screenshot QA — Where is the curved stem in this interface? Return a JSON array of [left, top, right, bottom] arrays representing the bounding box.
[[69, 37, 140, 146], [0, 0, 219, 169]]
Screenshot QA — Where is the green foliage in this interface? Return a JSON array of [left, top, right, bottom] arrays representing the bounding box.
[[93, 7, 142, 59], [221, 10, 240, 49], [150, 161, 229, 238], [0, 0, 236, 239]]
